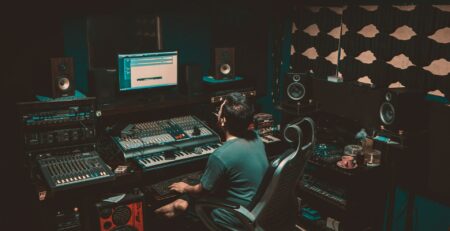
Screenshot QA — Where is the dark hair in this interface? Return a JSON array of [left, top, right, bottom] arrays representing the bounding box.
[[222, 92, 255, 139]]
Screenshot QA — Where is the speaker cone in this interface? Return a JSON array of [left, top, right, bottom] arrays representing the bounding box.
[[220, 64, 231, 75], [57, 77, 71, 91], [380, 102, 395, 125], [112, 205, 131, 226], [287, 82, 305, 101], [292, 74, 301, 82]]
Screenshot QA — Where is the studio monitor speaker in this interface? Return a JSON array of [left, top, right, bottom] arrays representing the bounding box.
[[88, 68, 117, 103], [214, 48, 235, 79], [379, 88, 428, 133], [282, 72, 313, 108], [179, 64, 203, 96], [50, 57, 75, 98], [96, 191, 144, 231]]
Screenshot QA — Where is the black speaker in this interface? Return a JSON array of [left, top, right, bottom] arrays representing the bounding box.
[[282, 72, 313, 108], [378, 88, 428, 133], [214, 48, 235, 79], [426, 102, 450, 203], [179, 64, 203, 96], [88, 68, 117, 103], [373, 130, 429, 196], [50, 57, 75, 98]]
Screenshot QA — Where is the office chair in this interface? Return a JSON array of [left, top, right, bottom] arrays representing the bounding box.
[[194, 117, 315, 231]]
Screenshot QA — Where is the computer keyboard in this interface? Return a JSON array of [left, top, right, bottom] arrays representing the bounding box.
[[149, 171, 203, 200]]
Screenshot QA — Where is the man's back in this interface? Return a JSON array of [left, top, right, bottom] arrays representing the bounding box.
[[200, 134, 269, 229]]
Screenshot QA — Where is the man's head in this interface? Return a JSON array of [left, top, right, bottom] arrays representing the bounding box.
[[216, 92, 254, 138]]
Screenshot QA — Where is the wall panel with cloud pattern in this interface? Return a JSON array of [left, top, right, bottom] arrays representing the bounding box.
[[291, 4, 450, 101]]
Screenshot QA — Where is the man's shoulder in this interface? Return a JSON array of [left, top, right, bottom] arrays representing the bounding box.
[[213, 138, 263, 157]]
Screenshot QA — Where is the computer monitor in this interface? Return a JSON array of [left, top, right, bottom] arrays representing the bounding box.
[[117, 51, 178, 92]]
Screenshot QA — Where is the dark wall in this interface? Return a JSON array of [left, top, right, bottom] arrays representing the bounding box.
[[63, 3, 215, 94], [8, 1, 274, 103], [5, 7, 66, 230]]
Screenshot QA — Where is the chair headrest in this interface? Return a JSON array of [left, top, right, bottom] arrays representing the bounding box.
[[283, 117, 315, 152], [270, 148, 295, 169]]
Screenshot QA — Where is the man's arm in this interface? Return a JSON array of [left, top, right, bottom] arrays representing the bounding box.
[[169, 182, 204, 194], [170, 155, 225, 195]]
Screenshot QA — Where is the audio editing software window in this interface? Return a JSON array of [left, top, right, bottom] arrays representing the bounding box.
[[118, 51, 178, 91]]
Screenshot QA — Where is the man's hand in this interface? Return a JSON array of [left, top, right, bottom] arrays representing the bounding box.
[[169, 182, 190, 193]]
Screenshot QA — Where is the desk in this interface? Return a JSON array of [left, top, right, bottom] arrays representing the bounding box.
[[97, 93, 209, 117]]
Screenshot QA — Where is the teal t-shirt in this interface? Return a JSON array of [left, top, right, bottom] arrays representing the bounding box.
[[200, 134, 268, 229]]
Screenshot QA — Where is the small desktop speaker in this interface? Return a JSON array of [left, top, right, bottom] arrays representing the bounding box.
[[88, 68, 117, 103], [282, 72, 313, 108], [96, 191, 144, 231], [214, 48, 235, 79], [50, 57, 75, 98], [379, 88, 428, 133], [179, 64, 203, 96]]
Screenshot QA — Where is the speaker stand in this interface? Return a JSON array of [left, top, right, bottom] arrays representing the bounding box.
[[202, 75, 243, 84], [36, 90, 87, 102]]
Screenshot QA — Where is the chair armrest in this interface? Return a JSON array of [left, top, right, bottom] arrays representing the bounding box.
[[195, 197, 256, 231]]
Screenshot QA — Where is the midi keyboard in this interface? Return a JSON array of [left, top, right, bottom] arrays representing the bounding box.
[[135, 143, 221, 171]]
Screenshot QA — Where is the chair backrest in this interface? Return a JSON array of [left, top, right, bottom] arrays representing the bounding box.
[[249, 117, 315, 231]]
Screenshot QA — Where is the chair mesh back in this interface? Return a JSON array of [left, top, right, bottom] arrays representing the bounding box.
[[253, 146, 313, 231]]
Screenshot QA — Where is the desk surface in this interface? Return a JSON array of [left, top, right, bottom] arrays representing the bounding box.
[[31, 133, 288, 202]]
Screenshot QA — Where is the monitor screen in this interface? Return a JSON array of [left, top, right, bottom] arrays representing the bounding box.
[[118, 51, 178, 92]]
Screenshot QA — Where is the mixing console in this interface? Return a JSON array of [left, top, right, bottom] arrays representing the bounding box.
[[37, 151, 115, 192], [113, 115, 220, 160]]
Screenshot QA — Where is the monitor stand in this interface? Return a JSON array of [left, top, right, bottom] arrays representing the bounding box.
[[135, 88, 180, 103], [136, 92, 163, 103], [202, 76, 243, 84]]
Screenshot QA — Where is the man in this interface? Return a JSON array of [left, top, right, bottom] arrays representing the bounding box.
[[155, 92, 269, 229]]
